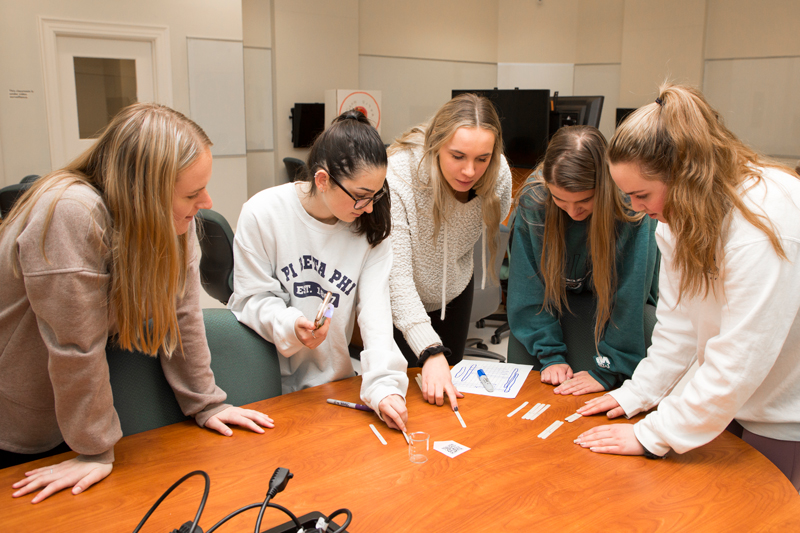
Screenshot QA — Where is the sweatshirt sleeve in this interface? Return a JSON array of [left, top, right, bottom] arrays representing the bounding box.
[[160, 225, 229, 428], [506, 202, 568, 368], [387, 159, 442, 358], [19, 194, 119, 463], [228, 204, 305, 356], [588, 217, 659, 389], [355, 238, 409, 411], [609, 228, 800, 455]]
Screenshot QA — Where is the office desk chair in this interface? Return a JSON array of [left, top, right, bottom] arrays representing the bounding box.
[[464, 223, 512, 361], [506, 291, 658, 373], [107, 309, 283, 436], [0, 175, 39, 218], [283, 157, 307, 182], [195, 209, 235, 305]]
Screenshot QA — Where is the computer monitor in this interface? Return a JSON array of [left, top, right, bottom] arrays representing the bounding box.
[[452, 89, 550, 169], [548, 93, 604, 139], [290, 103, 325, 148], [616, 107, 638, 129]]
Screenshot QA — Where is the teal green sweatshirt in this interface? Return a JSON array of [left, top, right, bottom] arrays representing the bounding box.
[[507, 189, 659, 390]]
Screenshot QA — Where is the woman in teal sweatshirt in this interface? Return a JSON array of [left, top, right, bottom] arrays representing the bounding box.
[[507, 126, 658, 395]]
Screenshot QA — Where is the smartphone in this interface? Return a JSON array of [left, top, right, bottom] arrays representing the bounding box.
[[314, 291, 333, 328]]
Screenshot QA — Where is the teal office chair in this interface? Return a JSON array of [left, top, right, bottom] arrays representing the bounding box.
[[507, 291, 658, 371], [107, 309, 282, 436]]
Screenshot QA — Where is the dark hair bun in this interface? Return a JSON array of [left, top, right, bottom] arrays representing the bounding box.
[[335, 108, 370, 125]]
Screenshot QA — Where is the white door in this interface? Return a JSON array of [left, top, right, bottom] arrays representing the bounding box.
[[39, 18, 172, 169], [55, 36, 155, 165]]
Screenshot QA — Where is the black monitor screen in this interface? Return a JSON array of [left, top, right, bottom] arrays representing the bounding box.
[[548, 95, 604, 139], [291, 103, 325, 148], [452, 89, 550, 169]]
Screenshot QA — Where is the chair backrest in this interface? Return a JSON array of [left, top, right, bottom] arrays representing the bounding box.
[[469, 223, 512, 323], [107, 308, 283, 436], [202, 308, 283, 406], [283, 157, 307, 182], [0, 182, 32, 218], [195, 209, 235, 305]]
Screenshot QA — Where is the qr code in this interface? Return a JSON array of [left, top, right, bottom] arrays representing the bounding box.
[[442, 444, 462, 454]]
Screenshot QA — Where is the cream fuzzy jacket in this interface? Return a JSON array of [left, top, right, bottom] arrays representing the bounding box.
[[387, 145, 513, 357]]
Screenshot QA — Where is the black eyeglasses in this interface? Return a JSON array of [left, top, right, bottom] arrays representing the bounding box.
[[327, 173, 387, 210]]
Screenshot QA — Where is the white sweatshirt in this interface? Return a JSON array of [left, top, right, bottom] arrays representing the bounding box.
[[387, 145, 513, 357], [228, 183, 408, 412], [609, 167, 800, 456]]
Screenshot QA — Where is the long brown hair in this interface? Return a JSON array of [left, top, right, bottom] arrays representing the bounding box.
[[607, 83, 793, 301], [519, 125, 640, 346], [388, 93, 505, 280], [0, 102, 212, 357]]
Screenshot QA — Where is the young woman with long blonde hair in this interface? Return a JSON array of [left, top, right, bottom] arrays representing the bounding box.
[[508, 126, 659, 396], [576, 84, 800, 490], [0, 103, 273, 503], [387, 93, 512, 409]]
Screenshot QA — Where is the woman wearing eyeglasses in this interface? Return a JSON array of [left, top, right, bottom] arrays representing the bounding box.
[[228, 110, 409, 431], [386, 93, 513, 410]]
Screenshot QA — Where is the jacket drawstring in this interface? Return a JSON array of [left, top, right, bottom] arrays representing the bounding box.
[[481, 222, 487, 290], [440, 222, 448, 321]]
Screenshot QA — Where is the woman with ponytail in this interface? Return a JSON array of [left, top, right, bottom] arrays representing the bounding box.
[[576, 84, 800, 490], [508, 126, 659, 395], [1, 103, 273, 502], [229, 110, 408, 432]]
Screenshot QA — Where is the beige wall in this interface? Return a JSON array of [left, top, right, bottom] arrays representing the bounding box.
[[575, 0, 624, 65], [497, 0, 577, 63], [359, 0, 498, 63], [272, 0, 359, 182], [705, 0, 800, 60], [618, 0, 707, 107]]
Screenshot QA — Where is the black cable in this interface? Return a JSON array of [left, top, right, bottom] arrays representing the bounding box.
[[325, 508, 352, 533], [254, 494, 273, 533], [205, 502, 302, 533], [132, 470, 210, 533]]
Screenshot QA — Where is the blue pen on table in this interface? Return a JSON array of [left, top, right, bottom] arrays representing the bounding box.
[[477, 369, 494, 392], [327, 398, 373, 412]]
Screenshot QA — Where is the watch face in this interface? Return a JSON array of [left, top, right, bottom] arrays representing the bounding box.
[[339, 91, 381, 129]]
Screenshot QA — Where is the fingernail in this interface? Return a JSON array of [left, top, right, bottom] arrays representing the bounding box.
[[73, 486, 82, 494]]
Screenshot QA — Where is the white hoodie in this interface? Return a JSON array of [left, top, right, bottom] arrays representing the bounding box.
[[228, 183, 408, 412], [610, 167, 800, 456]]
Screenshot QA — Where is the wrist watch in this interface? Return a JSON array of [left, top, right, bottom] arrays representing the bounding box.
[[416, 345, 451, 368]]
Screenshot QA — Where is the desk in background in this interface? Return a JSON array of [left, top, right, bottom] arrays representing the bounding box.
[[3, 370, 799, 532]]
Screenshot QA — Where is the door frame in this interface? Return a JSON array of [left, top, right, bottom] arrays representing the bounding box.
[[38, 17, 173, 167]]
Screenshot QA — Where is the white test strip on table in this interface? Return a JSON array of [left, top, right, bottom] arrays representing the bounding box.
[[538, 420, 564, 439], [523, 404, 550, 421], [521, 403, 544, 420], [415, 374, 423, 390], [454, 408, 467, 428], [507, 401, 529, 418], [566, 413, 582, 423], [369, 423, 387, 445], [402, 431, 410, 444]]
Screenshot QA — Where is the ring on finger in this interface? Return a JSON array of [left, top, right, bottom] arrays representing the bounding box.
[[50, 469, 53, 474], [312, 331, 316, 338]]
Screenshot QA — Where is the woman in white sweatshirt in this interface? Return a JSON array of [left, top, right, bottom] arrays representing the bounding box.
[[386, 94, 513, 409], [575, 83, 800, 490], [229, 110, 409, 431]]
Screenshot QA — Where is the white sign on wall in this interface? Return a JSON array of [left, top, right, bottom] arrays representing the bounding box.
[[325, 90, 382, 133]]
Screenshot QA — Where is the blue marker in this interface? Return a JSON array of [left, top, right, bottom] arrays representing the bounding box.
[[477, 369, 494, 392]]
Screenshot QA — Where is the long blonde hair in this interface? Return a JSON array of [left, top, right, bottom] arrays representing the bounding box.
[[0, 102, 212, 357], [607, 83, 793, 301], [388, 93, 505, 280], [520, 126, 641, 346]]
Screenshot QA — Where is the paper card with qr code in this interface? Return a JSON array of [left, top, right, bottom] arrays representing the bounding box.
[[434, 440, 470, 458]]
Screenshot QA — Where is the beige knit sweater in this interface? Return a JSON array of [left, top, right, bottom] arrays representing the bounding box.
[[387, 145, 513, 357]]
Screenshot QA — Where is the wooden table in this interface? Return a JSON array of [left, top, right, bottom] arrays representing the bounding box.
[[3, 370, 799, 532]]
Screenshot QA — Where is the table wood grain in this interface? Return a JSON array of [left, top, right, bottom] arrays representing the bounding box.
[[3, 369, 799, 532]]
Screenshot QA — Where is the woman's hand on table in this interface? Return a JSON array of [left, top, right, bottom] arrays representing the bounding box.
[[379, 394, 408, 432], [12, 456, 113, 503], [553, 371, 605, 396], [541, 364, 573, 385], [204, 407, 275, 436], [420, 354, 464, 409], [577, 394, 626, 418], [574, 423, 644, 456]]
